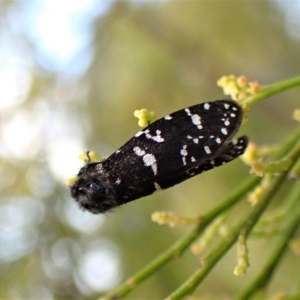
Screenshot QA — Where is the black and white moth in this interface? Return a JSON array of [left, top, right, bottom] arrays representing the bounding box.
[[70, 100, 248, 214]]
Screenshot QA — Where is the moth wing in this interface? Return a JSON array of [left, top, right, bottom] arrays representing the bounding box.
[[105, 100, 243, 186], [151, 135, 248, 191], [104, 135, 248, 203]]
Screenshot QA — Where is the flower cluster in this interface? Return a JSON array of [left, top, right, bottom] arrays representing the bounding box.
[[217, 75, 260, 101]]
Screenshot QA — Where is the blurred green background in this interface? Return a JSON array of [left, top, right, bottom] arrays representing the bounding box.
[[1, 1, 300, 299]]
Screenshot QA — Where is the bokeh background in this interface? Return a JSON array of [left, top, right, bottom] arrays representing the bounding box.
[[1, 1, 300, 299]]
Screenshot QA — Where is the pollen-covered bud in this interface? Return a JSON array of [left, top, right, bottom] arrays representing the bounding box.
[[134, 108, 156, 127]]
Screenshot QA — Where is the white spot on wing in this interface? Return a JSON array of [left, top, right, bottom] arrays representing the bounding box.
[[164, 115, 172, 120], [134, 147, 145, 156], [180, 146, 187, 156], [191, 114, 201, 126], [216, 137, 221, 144], [134, 147, 157, 175], [152, 137, 164, 142], [143, 154, 157, 175], [180, 145, 188, 165], [152, 130, 164, 142], [143, 129, 164, 142], [185, 108, 191, 115], [115, 178, 121, 184], [154, 182, 161, 191], [185, 108, 203, 130], [224, 119, 230, 126], [191, 156, 196, 162], [224, 103, 230, 109], [204, 103, 210, 110], [193, 138, 198, 144], [221, 128, 228, 135], [135, 131, 143, 137], [204, 146, 211, 154]]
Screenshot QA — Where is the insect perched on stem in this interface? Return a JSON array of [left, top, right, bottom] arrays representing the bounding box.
[[70, 100, 248, 214]]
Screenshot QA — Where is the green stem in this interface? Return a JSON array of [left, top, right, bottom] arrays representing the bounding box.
[[166, 173, 286, 300], [203, 176, 260, 222], [237, 183, 300, 300], [271, 125, 300, 161], [241, 75, 300, 107], [100, 176, 259, 300], [165, 139, 300, 300], [289, 156, 300, 180]]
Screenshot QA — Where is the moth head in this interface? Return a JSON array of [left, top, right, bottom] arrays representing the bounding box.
[[70, 163, 117, 214]]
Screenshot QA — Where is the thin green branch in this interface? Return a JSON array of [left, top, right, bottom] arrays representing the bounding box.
[[204, 176, 260, 221], [241, 75, 300, 107], [289, 156, 300, 180], [237, 184, 300, 300], [165, 138, 300, 300], [100, 176, 259, 300], [166, 173, 287, 300], [271, 125, 300, 161]]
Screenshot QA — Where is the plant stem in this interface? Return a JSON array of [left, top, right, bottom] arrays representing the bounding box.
[[241, 75, 300, 107], [237, 183, 300, 300], [271, 125, 300, 161], [100, 176, 259, 300], [165, 138, 300, 300], [166, 173, 286, 300]]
